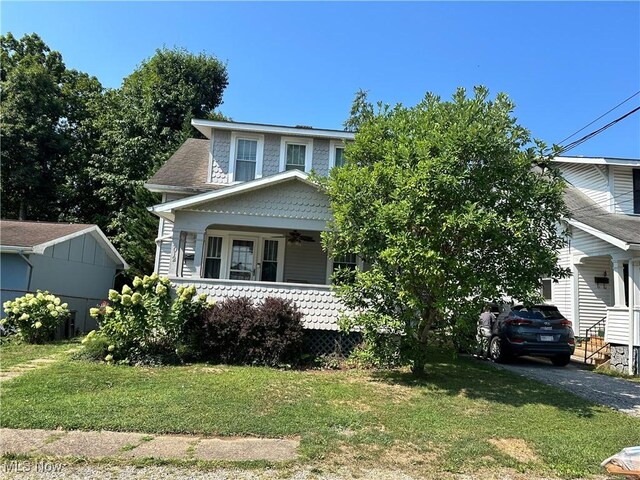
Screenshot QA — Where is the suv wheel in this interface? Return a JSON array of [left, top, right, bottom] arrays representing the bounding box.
[[489, 336, 508, 363], [551, 354, 571, 367]]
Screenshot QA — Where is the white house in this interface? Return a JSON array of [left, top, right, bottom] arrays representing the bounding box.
[[146, 120, 356, 353], [146, 120, 639, 372], [0, 220, 128, 335], [547, 157, 640, 374]]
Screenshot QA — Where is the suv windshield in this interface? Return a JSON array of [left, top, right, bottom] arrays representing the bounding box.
[[513, 306, 564, 320]]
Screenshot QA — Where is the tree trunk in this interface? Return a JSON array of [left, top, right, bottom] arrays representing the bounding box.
[[18, 199, 27, 220]]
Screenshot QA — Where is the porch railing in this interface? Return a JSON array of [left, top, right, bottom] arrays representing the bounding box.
[[583, 316, 609, 364]]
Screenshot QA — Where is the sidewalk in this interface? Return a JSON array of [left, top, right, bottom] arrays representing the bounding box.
[[0, 428, 299, 462]]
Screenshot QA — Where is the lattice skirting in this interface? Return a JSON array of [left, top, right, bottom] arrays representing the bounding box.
[[303, 329, 363, 357]]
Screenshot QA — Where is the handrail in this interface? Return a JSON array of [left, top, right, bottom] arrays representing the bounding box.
[[583, 316, 608, 363]]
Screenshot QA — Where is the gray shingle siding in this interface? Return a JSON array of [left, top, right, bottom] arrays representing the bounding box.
[[312, 139, 330, 177], [262, 134, 281, 177], [211, 130, 231, 184]]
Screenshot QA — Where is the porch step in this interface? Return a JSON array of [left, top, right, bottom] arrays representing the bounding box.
[[573, 343, 611, 366]]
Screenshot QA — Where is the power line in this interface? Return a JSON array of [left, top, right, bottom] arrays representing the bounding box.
[[556, 90, 640, 146], [557, 106, 640, 155]]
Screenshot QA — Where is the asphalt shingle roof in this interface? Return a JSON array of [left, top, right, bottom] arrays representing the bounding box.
[[146, 138, 224, 192], [565, 186, 640, 245], [0, 220, 94, 248]]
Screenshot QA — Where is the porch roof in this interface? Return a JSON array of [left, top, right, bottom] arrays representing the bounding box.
[[565, 186, 640, 249], [148, 170, 327, 223]]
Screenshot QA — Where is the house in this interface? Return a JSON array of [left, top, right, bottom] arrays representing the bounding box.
[[546, 157, 640, 375], [146, 120, 357, 353], [145, 120, 639, 372], [0, 220, 128, 335]]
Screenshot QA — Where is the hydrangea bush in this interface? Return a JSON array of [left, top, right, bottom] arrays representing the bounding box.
[[2, 291, 69, 343], [86, 274, 210, 364]]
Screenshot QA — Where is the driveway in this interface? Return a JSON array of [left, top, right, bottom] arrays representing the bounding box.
[[490, 357, 640, 417]]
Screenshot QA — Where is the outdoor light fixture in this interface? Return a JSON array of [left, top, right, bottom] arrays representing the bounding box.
[[594, 271, 609, 289]]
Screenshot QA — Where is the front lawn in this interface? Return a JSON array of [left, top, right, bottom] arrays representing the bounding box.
[[0, 339, 79, 372], [1, 349, 638, 478]]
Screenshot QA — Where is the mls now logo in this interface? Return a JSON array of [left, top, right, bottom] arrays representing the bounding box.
[[3, 460, 65, 473]]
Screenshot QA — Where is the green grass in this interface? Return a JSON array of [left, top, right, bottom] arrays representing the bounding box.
[[0, 339, 80, 372], [595, 364, 640, 383], [1, 348, 638, 478]]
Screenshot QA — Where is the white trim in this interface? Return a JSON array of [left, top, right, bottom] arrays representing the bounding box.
[[229, 132, 265, 183], [329, 140, 345, 170], [279, 136, 313, 173], [144, 183, 223, 194], [208, 133, 214, 183], [191, 119, 355, 141], [150, 170, 318, 215], [552, 156, 640, 167], [566, 219, 631, 251]]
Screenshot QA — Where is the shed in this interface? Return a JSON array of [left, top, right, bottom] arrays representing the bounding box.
[[0, 220, 128, 334]]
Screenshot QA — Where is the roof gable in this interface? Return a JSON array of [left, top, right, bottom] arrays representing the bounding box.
[[0, 220, 128, 268]]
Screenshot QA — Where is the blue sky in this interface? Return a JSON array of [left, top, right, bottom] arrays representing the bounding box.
[[3, 1, 639, 158]]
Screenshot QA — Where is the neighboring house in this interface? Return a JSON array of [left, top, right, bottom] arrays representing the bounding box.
[[0, 220, 128, 334], [547, 157, 640, 375], [146, 120, 356, 351]]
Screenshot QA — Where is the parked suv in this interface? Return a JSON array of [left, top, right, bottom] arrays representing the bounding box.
[[489, 304, 575, 366]]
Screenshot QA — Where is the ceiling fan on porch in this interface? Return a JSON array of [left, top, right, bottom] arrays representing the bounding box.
[[268, 230, 315, 244]]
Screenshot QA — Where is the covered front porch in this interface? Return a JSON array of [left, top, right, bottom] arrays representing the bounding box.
[[150, 171, 347, 330]]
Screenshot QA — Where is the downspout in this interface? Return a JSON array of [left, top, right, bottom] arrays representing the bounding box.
[[18, 251, 34, 291], [628, 260, 636, 376]]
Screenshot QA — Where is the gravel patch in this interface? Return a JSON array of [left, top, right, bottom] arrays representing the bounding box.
[[489, 356, 640, 416]]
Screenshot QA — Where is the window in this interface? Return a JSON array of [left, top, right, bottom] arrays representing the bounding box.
[[333, 253, 358, 272], [286, 144, 306, 171], [334, 148, 345, 167], [204, 236, 223, 279], [229, 239, 255, 280], [279, 137, 313, 172], [329, 140, 346, 169], [634, 169, 640, 214], [261, 240, 279, 282], [541, 279, 552, 301], [229, 133, 264, 182]]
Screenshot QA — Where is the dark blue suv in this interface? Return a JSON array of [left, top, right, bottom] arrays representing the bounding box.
[[489, 304, 575, 366]]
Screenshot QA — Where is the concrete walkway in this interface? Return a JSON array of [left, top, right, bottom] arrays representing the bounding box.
[[0, 428, 299, 462], [490, 356, 640, 417]]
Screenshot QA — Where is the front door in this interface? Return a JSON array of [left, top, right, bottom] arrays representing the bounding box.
[[229, 239, 256, 280]]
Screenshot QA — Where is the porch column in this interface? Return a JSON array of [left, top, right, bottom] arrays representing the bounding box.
[[169, 230, 182, 277], [191, 233, 205, 279], [612, 256, 628, 307], [628, 259, 638, 375]]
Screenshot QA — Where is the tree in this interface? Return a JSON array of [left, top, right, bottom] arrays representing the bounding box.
[[322, 86, 569, 375], [77, 48, 229, 275]]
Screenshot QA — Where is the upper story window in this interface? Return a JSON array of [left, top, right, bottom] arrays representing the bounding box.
[[634, 169, 640, 214], [229, 133, 264, 182], [280, 137, 313, 173], [329, 140, 345, 169]]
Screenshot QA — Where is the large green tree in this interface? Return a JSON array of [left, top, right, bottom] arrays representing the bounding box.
[[0, 33, 101, 220], [84, 48, 229, 275], [323, 87, 569, 375]]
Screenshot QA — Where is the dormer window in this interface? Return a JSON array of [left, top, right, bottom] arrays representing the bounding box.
[[280, 137, 313, 172], [229, 133, 264, 182]]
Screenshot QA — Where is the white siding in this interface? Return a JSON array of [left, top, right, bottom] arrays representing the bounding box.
[[552, 242, 573, 322], [156, 193, 187, 276], [576, 257, 612, 336], [571, 228, 617, 257], [611, 166, 635, 215], [605, 307, 629, 344], [559, 163, 609, 210]]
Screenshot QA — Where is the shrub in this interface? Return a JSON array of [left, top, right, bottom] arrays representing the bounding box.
[[85, 274, 210, 364], [1, 291, 69, 343], [198, 297, 304, 366]]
